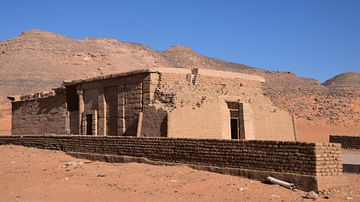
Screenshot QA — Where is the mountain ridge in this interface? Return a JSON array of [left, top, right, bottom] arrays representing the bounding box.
[[0, 29, 359, 128]]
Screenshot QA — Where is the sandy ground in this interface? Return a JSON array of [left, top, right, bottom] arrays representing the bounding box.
[[296, 119, 360, 143], [0, 145, 360, 202]]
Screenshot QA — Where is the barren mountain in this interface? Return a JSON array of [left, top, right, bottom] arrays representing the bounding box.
[[323, 72, 360, 90], [0, 30, 325, 96], [0, 29, 359, 137]]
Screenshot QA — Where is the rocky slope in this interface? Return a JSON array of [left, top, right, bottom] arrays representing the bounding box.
[[323, 72, 360, 90], [0, 29, 359, 128]]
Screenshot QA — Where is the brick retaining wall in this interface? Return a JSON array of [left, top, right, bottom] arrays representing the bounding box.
[[0, 135, 342, 191], [330, 135, 360, 149]]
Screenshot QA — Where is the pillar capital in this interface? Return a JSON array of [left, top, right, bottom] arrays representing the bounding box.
[[77, 89, 84, 95]]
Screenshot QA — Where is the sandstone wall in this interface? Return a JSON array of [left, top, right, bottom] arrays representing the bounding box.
[[329, 135, 360, 149], [0, 135, 342, 191], [11, 92, 67, 135], [10, 68, 296, 141], [73, 73, 153, 136], [140, 106, 167, 137], [168, 103, 229, 139], [152, 70, 296, 140]]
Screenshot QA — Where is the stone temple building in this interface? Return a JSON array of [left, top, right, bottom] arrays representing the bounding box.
[[8, 68, 297, 140]]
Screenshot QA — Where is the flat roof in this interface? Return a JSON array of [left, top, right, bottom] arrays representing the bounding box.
[[63, 67, 265, 86]]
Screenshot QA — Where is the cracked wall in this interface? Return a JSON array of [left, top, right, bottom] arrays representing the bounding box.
[[150, 69, 295, 140]]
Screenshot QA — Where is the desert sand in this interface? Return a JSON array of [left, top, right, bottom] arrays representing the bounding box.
[[1, 145, 360, 202], [296, 119, 360, 143]]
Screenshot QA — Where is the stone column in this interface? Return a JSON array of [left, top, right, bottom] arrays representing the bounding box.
[[93, 110, 98, 136], [98, 88, 106, 136], [118, 84, 126, 135], [77, 89, 84, 135], [65, 111, 71, 135]]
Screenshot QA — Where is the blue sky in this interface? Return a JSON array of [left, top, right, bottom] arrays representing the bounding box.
[[0, 0, 359, 82]]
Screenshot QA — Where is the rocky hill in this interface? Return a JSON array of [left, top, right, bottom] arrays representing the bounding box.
[[0, 29, 359, 128], [323, 72, 360, 90]]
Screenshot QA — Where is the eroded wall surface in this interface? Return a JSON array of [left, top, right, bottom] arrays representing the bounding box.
[[11, 92, 67, 135], [150, 69, 295, 140]]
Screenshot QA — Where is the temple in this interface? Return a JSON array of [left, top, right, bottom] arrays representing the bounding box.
[[8, 68, 296, 140]]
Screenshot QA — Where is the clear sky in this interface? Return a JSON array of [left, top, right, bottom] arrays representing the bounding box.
[[0, 0, 359, 82]]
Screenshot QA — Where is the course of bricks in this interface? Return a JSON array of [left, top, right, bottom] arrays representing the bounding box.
[[0, 135, 342, 177], [330, 135, 360, 149]]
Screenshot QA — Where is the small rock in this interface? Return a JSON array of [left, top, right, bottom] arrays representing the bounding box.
[[271, 194, 280, 199], [170, 180, 177, 183], [304, 191, 319, 200], [65, 161, 84, 167], [97, 174, 106, 177], [237, 187, 246, 192], [346, 197, 353, 200]]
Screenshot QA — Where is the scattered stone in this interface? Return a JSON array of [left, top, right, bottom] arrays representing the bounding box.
[[107, 183, 118, 187], [65, 161, 84, 167], [237, 187, 246, 192], [304, 191, 319, 200], [271, 194, 280, 199], [346, 197, 353, 200]]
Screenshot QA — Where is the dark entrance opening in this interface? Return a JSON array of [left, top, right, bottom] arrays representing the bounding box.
[[231, 119, 239, 139], [227, 102, 245, 139], [86, 114, 93, 135], [66, 85, 79, 134], [104, 86, 118, 136]]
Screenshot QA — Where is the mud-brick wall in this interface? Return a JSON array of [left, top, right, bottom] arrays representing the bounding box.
[[0, 136, 342, 177], [11, 93, 67, 135], [330, 135, 360, 149]]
